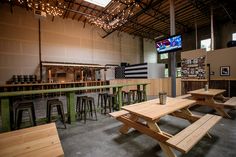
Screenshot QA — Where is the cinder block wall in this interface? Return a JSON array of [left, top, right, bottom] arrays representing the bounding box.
[[0, 4, 141, 84]]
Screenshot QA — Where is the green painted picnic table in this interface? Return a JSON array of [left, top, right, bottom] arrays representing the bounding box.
[[0, 83, 149, 132]]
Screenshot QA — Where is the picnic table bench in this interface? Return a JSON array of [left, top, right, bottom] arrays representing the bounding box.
[[223, 97, 236, 108], [188, 89, 236, 118], [110, 97, 222, 157]]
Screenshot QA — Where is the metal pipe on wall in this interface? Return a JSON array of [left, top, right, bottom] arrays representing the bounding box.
[[140, 37, 144, 63], [195, 22, 198, 49], [38, 19, 42, 81], [211, 7, 214, 51]]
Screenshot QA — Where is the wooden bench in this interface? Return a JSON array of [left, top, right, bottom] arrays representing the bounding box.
[[223, 97, 236, 108], [166, 114, 222, 153], [109, 110, 129, 118], [176, 94, 192, 99]]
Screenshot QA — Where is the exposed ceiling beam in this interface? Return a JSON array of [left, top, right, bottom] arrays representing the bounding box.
[[188, 0, 210, 19], [63, 0, 74, 19], [102, 0, 163, 38]]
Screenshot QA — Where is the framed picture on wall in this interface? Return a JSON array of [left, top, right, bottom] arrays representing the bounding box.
[[220, 66, 230, 76]]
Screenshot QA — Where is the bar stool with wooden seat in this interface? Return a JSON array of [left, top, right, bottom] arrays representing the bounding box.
[[47, 99, 66, 129], [15, 101, 36, 129]]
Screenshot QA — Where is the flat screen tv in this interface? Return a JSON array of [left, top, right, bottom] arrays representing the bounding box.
[[155, 34, 182, 54]]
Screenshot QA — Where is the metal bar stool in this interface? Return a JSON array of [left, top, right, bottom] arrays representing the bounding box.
[[79, 96, 97, 123], [15, 101, 36, 129], [98, 93, 108, 113], [137, 90, 145, 102], [122, 91, 131, 105], [76, 95, 88, 120], [47, 99, 66, 129], [130, 89, 138, 103], [103, 93, 118, 114]]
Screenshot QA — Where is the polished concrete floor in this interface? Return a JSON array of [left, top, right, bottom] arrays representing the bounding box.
[[57, 97, 236, 157]]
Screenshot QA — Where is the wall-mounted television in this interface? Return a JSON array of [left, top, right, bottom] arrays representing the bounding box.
[[155, 34, 182, 54]]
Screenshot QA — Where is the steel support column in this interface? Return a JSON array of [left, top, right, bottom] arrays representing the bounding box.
[[170, 0, 176, 97]]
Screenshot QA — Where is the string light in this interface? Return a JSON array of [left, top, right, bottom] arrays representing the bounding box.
[[85, 0, 139, 30], [16, 0, 139, 30], [18, 0, 66, 16]]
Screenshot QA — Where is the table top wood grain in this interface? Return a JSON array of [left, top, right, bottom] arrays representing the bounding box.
[[0, 123, 64, 157], [188, 88, 226, 96], [122, 97, 196, 121]]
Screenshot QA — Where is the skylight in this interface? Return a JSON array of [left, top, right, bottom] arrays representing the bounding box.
[[84, 0, 112, 7]]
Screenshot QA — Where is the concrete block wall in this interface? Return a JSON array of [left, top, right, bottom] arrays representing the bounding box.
[[0, 4, 141, 84]]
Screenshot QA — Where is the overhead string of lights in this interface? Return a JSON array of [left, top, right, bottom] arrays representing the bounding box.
[[18, 0, 66, 16], [85, 0, 140, 30]]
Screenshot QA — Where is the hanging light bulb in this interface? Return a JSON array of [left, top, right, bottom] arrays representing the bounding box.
[[17, 0, 66, 16], [85, 0, 138, 30]]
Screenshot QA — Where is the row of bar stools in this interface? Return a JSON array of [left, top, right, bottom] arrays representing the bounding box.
[[77, 96, 97, 123], [47, 99, 66, 128], [15, 101, 36, 129]]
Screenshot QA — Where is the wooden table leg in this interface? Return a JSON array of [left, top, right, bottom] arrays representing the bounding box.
[[119, 115, 138, 134], [206, 97, 231, 118], [66, 92, 76, 124], [1, 98, 11, 131], [159, 143, 177, 157], [147, 121, 177, 157], [214, 107, 231, 118], [193, 95, 231, 118]]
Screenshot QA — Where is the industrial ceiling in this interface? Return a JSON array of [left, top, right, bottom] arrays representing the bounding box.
[[2, 0, 236, 39]]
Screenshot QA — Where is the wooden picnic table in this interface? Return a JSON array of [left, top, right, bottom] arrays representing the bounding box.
[[188, 88, 236, 118], [110, 97, 221, 157], [0, 83, 148, 132], [0, 123, 64, 157]]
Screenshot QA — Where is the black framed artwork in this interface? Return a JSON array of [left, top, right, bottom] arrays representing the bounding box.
[[220, 66, 230, 76]]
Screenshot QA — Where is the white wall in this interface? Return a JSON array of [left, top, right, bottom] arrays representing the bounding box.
[[0, 4, 141, 84], [143, 39, 157, 63], [207, 47, 236, 79], [147, 63, 165, 78]]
